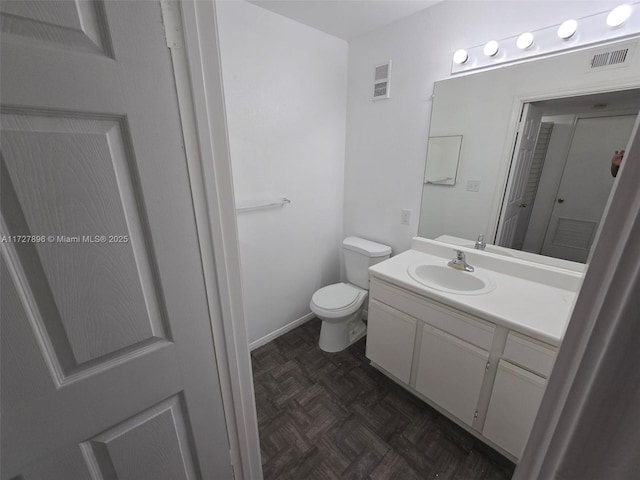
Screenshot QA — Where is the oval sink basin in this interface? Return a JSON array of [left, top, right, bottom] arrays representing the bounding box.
[[407, 263, 496, 295]]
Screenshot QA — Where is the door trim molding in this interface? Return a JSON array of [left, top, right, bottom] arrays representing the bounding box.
[[167, 1, 262, 479]]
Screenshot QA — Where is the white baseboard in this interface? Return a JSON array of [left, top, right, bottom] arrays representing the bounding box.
[[249, 312, 315, 351]]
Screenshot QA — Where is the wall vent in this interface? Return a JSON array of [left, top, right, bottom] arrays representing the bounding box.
[[587, 42, 635, 72], [590, 48, 628, 68], [375, 63, 390, 81], [373, 61, 391, 100], [591, 52, 610, 68]]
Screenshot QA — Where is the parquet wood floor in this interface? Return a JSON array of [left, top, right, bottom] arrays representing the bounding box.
[[252, 318, 515, 480]]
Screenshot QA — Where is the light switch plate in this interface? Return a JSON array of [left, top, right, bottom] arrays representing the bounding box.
[[466, 180, 481, 192], [401, 209, 411, 225]]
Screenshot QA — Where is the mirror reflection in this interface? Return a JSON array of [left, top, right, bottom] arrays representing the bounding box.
[[419, 39, 640, 265], [497, 91, 639, 263], [424, 135, 462, 185]]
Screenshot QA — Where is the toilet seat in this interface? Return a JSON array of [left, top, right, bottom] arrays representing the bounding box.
[[310, 283, 367, 319]]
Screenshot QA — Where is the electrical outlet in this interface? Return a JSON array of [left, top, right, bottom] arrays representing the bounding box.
[[401, 209, 412, 225], [466, 180, 481, 192]]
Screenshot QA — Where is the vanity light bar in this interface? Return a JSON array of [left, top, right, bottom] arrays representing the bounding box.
[[483, 40, 500, 57], [451, 3, 640, 74], [557, 19, 578, 40], [516, 32, 535, 50], [608, 4, 633, 27]]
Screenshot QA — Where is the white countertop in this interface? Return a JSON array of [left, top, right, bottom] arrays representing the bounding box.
[[368, 238, 583, 346]]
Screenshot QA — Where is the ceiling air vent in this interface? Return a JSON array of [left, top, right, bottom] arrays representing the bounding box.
[[590, 52, 611, 68], [609, 48, 629, 65], [587, 42, 635, 72]]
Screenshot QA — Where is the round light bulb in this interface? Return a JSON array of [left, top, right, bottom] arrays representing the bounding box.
[[516, 32, 535, 50], [453, 49, 469, 65], [557, 19, 578, 39], [483, 40, 500, 57], [607, 5, 632, 27]]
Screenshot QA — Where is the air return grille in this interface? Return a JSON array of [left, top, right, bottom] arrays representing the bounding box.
[[375, 63, 390, 81], [587, 43, 634, 71], [373, 61, 391, 100], [609, 48, 629, 64]]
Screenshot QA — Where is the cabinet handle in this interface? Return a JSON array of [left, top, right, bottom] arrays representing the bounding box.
[[474, 411, 479, 419], [485, 361, 491, 371]]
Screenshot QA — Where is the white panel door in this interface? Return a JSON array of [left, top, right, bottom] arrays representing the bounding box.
[[541, 114, 637, 263], [483, 360, 546, 459], [1, 2, 233, 479], [415, 324, 489, 427], [498, 103, 543, 249]]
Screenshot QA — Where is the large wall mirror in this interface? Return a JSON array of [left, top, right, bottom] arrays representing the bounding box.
[[419, 38, 640, 264]]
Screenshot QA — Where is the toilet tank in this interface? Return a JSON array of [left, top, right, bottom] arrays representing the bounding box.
[[343, 237, 392, 290]]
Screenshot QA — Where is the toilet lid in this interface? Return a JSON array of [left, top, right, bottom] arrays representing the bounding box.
[[312, 283, 361, 311]]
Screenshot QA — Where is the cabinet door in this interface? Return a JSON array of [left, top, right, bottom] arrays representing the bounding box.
[[366, 299, 417, 383], [483, 360, 546, 458], [415, 324, 489, 426]]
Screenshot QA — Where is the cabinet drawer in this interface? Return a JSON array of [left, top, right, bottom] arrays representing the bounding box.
[[483, 360, 546, 459], [370, 279, 495, 350], [366, 299, 417, 383], [503, 332, 556, 378]]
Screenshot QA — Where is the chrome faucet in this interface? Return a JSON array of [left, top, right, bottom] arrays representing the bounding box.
[[474, 234, 486, 251], [448, 250, 475, 272]]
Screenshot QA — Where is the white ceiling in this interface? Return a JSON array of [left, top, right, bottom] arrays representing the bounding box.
[[536, 89, 640, 115], [246, 0, 442, 41]]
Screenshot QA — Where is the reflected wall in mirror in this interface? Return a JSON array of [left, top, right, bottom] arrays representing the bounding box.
[[419, 38, 640, 264], [424, 135, 462, 185]]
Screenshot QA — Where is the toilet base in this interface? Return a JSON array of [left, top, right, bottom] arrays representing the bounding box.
[[318, 312, 367, 353]]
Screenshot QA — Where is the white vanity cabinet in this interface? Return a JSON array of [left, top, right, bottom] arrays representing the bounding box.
[[366, 277, 558, 461], [368, 278, 495, 427], [366, 299, 416, 383], [415, 324, 489, 426], [482, 360, 545, 458], [483, 332, 556, 458]]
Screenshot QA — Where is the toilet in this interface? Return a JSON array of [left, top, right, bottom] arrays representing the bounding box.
[[310, 237, 392, 352]]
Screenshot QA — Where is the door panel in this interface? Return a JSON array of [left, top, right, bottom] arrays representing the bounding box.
[[541, 114, 637, 262], [2, 114, 166, 367], [84, 395, 198, 480], [1, 1, 233, 478], [0, 0, 112, 55], [499, 104, 543, 248], [1, 255, 56, 412]]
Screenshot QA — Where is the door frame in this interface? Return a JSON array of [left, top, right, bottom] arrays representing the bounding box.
[[491, 82, 640, 245], [162, 2, 262, 479], [173, 3, 640, 478]]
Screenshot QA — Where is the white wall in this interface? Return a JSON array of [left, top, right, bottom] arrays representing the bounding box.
[[343, 0, 625, 255], [216, 1, 348, 346]]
